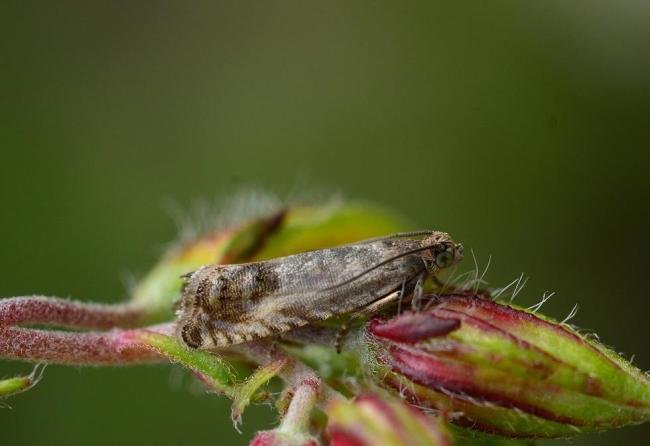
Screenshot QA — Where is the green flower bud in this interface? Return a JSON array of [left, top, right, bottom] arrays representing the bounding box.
[[364, 294, 650, 438]]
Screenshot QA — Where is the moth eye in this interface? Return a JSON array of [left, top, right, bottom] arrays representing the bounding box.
[[435, 251, 454, 268]]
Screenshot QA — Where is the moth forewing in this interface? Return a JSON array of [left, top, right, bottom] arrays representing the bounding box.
[[176, 230, 463, 349]]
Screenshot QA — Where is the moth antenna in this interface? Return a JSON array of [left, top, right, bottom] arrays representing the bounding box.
[[328, 230, 437, 250], [349, 230, 438, 245]]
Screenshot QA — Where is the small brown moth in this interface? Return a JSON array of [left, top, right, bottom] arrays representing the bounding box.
[[175, 231, 463, 350]]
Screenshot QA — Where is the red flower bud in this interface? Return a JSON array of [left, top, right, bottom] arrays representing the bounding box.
[[365, 294, 650, 438]]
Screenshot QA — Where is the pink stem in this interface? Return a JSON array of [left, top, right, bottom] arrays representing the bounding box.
[[280, 378, 320, 432], [0, 324, 173, 365], [0, 296, 145, 329]]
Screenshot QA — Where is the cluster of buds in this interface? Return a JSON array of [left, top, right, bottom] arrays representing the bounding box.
[[2, 200, 650, 444]]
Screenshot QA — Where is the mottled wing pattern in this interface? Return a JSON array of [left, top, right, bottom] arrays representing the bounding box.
[[176, 236, 431, 349]]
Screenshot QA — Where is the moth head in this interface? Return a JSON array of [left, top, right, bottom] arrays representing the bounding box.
[[433, 242, 464, 269], [421, 232, 464, 271]]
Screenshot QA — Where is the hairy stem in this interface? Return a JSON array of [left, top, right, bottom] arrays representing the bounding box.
[[0, 296, 147, 329], [0, 324, 172, 365]]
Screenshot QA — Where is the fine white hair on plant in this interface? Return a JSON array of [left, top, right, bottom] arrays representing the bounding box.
[[509, 273, 529, 303], [455, 250, 492, 293], [577, 328, 601, 343], [118, 187, 345, 298], [527, 291, 556, 313], [469, 249, 480, 291], [438, 264, 460, 292], [447, 269, 478, 289], [162, 188, 284, 246], [560, 303, 580, 325], [492, 275, 523, 301], [475, 253, 492, 294], [409, 402, 438, 416], [161, 187, 344, 252], [28, 363, 47, 384]]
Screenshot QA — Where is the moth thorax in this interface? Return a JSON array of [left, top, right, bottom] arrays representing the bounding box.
[[420, 231, 452, 248]]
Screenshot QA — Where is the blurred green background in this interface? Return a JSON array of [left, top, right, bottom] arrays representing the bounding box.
[[1, 1, 649, 445]]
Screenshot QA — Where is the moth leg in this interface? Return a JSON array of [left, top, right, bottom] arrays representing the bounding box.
[[397, 279, 407, 315], [335, 291, 401, 353], [411, 272, 427, 311], [363, 290, 402, 317]]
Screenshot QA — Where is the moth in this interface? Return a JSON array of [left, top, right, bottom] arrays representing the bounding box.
[[175, 230, 463, 350]]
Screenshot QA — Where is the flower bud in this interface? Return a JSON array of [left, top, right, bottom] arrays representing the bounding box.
[[326, 394, 452, 446], [364, 294, 650, 438]]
